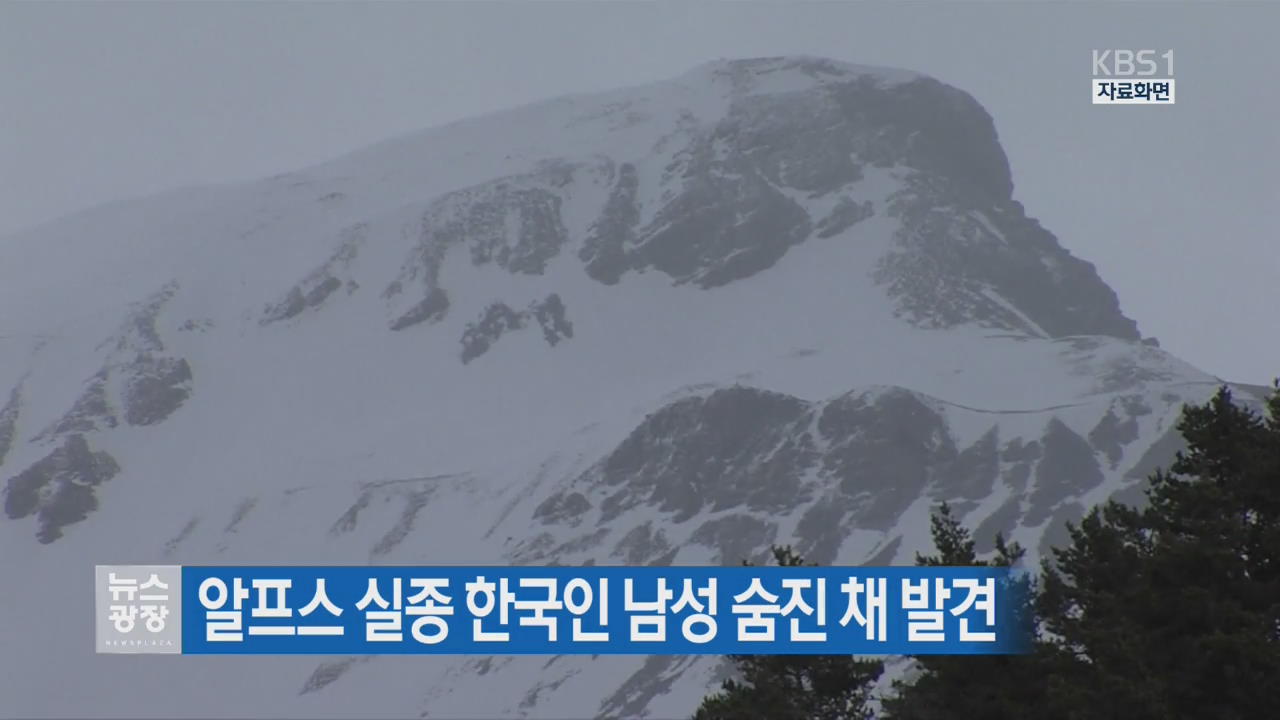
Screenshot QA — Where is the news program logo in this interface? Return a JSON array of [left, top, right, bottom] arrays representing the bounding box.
[[95, 565, 183, 653], [1092, 49, 1175, 105]]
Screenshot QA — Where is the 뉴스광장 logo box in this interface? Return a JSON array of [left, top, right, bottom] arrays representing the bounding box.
[[95, 565, 183, 654], [1092, 49, 1176, 105]]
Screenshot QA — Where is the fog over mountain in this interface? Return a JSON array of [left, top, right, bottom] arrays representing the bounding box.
[[0, 57, 1256, 719]]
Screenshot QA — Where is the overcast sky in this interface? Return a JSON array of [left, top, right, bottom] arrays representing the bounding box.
[[2, 1, 1276, 384]]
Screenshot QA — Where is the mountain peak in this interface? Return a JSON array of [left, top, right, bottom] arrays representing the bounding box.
[[678, 55, 925, 92]]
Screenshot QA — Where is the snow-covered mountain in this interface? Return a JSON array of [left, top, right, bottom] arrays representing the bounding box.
[[0, 56, 1250, 718]]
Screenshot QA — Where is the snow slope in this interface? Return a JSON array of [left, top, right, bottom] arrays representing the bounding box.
[[0, 56, 1239, 718]]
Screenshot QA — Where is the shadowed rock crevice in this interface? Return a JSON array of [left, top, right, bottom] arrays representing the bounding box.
[[594, 387, 815, 523], [597, 655, 702, 720], [37, 285, 194, 446], [123, 356, 192, 426], [973, 496, 1023, 553], [461, 303, 524, 363], [1088, 406, 1142, 469], [823, 73, 1013, 204], [370, 489, 433, 557], [300, 658, 362, 695], [528, 377, 1193, 577], [1026, 419, 1105, 526], [794, 496, 857, 565], [461, 188, 569, 275], [460, 294, 574, 363], [385, 164, 577, 331], [3, 433, 120, 543], [533, 490, 591, 527], [223, 497, 259, 534], [7, 285, 196, 543], [38, 371, 117, 438], [1037, 501, 1086, 560], [0, 385, 21, 468], [388, 287, 449, 332], [631, 134, 814, 289], [937, 427, 1001, 500], [263, 224, 365, 324], [530, 294, 574, 346], [1124, 424, 1186, 482], [876, 173, 1140, 340], [818, 388, 957, 531], [612, 522, 674, 565], [689, 514, 778, 565], [815, 196, 875, 238], [163, 516, 200, 556], [864, 536, 903, 566], [580, 162, 640, 284]]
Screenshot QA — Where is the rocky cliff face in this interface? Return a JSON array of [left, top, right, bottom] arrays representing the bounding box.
[[0, 56, 1235, 719]]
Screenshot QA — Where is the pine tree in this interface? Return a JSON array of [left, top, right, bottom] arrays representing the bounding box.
[[693, 546, 885, 720], [1038, 385, 1280, 719], [882, 504, 1067, 720]]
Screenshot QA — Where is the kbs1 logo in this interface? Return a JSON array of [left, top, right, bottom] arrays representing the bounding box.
[[1092, 49, 1175, 105]]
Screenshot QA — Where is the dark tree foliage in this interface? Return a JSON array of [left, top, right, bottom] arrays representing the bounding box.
[[693, 546, 885, 720], [1037, 385, 1280, 720], [881, 504, 1068, 720]]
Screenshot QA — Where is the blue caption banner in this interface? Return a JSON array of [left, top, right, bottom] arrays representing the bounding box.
[[156, 566, 1032, 656]]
